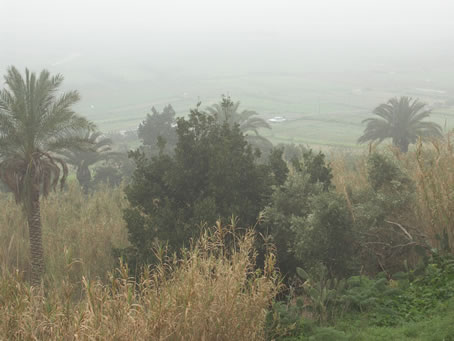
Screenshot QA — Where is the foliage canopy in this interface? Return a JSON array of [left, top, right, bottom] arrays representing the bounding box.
[[137, 104, 177, 155], [123, 104, 285, 266], [0, 66, 93, 284], [358, 96, 442, 152]]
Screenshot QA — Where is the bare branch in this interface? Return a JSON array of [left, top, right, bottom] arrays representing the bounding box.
[[385, 220, 413, 241]]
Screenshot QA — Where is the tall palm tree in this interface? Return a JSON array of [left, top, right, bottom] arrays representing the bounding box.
[[59, 130, 121, 192], [358, 96, 443, 152], [206, 96, 273, 152], [0, 67, 94, 285]]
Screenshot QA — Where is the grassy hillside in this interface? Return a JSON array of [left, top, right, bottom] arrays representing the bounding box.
[[1, 137, 454, 339]]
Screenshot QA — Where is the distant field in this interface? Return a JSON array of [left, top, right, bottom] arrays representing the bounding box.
[[63, 67, 454, 148], [2, 35, 454, 149]]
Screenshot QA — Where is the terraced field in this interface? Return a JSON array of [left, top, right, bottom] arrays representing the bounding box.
[[57, 64, 454, 148]]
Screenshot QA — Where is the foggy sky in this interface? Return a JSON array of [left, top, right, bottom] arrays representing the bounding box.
[[2, 0, 453, 53], [1, 0, 454, 132], [3, 0, 454, 35]]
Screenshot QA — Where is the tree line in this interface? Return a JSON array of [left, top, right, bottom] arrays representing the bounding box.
[[0, 67, 444, 285]]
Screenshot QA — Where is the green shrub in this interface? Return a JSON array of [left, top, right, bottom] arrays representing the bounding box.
[[123, 106, 283, 267], [293, 150, 333, 191], [296, 265, 346, 324], [293, 192, 355, 278], [262, 150, 354, 279], [265, 300, 310, 340], [307, 327, 349, 341], [261, 172, 316, 277], [338, 252, 454, 327], [350, 152, 420, 274]]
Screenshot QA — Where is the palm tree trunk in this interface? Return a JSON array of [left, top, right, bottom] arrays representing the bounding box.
[[399, 141, 409, 153], [393, 138, 409, 153], [27, 187, 44, 286], [77, 165, 92, 193]]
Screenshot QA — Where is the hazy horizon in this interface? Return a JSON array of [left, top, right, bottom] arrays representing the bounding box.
[[2, 0, 454, 145]]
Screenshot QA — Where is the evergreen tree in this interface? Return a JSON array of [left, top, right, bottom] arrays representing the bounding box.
[[123, 104, 284, 266], [137, 105, 177, 155]]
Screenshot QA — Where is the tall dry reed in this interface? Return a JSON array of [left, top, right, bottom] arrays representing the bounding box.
[[331, 135, 454, 253], [0, 225, 280, 340], [0, 182, 130, 284], [412, 136, 454, 251]]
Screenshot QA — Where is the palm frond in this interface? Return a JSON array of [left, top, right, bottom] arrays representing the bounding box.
[[240, 117, 271, 132], [206, 97, 272, 150], [57, 129, 118, 170], [358, 118, 392, 144], [0, 66, 94, 203], [413, 121, 443, 138], [245, 134, 273, 152], [358, 96, 442, 151]]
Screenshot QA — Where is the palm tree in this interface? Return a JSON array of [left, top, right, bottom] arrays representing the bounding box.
[[60, 130, 121, 192], [206, 96, 273, 152], [358, 96, 443, 152], [0, 67, 94, 285]]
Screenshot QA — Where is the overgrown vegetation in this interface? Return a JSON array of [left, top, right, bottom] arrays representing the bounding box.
[[268, 252, 454, 340], [122, 104, 286, 267], [1, 67, 453, 339], [0, 183, 129, 285], [263, 135, 454, 340], [0, 67, 94, 285], [61, 129, 123, 192], [0, 225, 280, 340], [137, 104, 178, 156]]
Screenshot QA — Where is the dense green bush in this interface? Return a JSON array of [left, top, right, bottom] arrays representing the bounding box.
[[265, 300, 309, 340], [326, 252, 454, 329], [122, 106, 286, 266], [372, 253, 454, 326], [92, 156, 135, 188], [262, 171, 316, 277], [262, 150, 354, 279], [351, 152, 419, 274], [92, 165, 124, 187], [275, 143, 309, 163], [268, 253, 454, 339], [293, 192, 354, 277], [292, 150, 333, 191], [137, 104, 178, 155]]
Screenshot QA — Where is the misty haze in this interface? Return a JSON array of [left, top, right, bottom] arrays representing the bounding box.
[[1, 1, 454, 339], [2, 0, 454, 147]]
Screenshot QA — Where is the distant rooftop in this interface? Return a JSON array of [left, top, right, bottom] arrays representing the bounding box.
[[268, 116, 287, 123]]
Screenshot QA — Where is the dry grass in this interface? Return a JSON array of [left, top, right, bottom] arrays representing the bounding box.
[[331, 134, 454, 253], [0, 225, 280, 340], [0, 182, 130, 285], [412, 136, 454, 250], [2, 137, 453, 339]]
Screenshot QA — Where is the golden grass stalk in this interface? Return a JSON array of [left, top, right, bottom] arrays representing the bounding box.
[[0, 182, 130, 284], [331, 134, 454, 253], [0, 224, 280, 340]]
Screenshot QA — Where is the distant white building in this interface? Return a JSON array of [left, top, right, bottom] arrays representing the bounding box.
[[268, 116, 287, 123]]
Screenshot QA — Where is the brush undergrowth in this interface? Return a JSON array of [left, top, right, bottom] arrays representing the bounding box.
[[267, 251, 454, 340], [0, 182, 129, 286], [332, 134, 454, 255], [1, 134, 454, 340], [0, 224, 280, 340]]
